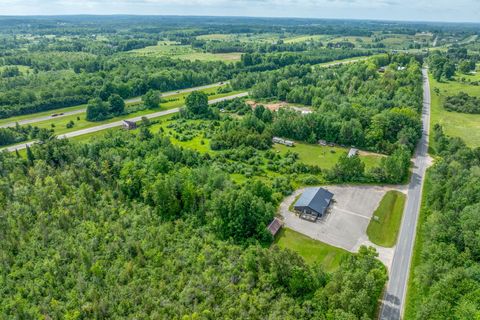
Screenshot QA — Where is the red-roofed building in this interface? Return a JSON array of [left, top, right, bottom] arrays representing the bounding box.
[[267, 217, 283, 236]]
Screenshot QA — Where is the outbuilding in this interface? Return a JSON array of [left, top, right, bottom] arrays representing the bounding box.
[[348, 148, 359, 158], [267, 217, 284, 236], [294, 187, 334, 221], [122, 120, 137, 130]]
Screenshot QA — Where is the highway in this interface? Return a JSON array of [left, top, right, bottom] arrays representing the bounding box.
[[0, 82, 227, 129], [379, 68, 431, 320], [0, 56, 370, 129], [1, 92, 248, 152]]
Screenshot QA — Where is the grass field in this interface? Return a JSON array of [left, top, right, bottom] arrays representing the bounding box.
[[0, 104, 88, 126], [274, 228, 349, 272], [366, 190, 406, 247], [404, 172, 432, 319], [130, 42, 241, 62], [429, 73, 480, 148], [273, 141, 383, 170], [283, 34, 331, 43]]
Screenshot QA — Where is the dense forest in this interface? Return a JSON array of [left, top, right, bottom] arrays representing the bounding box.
[[0, 130, 387, 319], [407, 126, 480, 319], [232, 54, 424, 155], [1, 15, 479, 320]]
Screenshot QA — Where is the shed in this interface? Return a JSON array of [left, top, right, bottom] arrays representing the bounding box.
[[318, 140, 327, 146], [348, 148, 359, 158], [267, 217, 283, 236], [294, 187, 334, 221], [122, 120, 137, 130]]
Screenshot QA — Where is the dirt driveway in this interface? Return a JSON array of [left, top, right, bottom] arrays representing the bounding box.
[[279, 185, 405, 268]]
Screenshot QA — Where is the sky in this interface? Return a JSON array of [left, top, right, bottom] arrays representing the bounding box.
[[0, 0, 479, 23]]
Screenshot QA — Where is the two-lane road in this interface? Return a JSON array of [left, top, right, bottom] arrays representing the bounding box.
[[0, 82, 227, 129], [379, 68, 431, 319], [1, 92, 248, 152]]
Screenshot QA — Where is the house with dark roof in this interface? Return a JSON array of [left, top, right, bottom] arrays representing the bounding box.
[[293, 187, 334, 221]]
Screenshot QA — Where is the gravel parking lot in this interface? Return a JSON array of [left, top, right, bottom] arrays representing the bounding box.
[[279, 185, 404, 267]]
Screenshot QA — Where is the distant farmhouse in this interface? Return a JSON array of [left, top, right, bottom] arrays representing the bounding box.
[[294, 187, 334, 221], [273, 136, 294, 147], [122, 120, 137, 130], [348, 148, 359, 158]]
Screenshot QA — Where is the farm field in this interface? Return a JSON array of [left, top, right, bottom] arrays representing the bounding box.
[[366, 190, 406, 247], [273, 228, 350, 272], [429, 73, 480, 148], [130, 41, 241, 61], [283, 34, 331, 43]]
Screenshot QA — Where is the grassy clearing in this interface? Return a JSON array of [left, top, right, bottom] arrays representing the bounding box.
[[273, 141, 383, 170], [404, 172, 432, 319], [196, 34, 233, 41], [429, 73, 480, 148], [274, 228, 349, 272], [366, 190, 406, 247], [130, 42, 241, 62]]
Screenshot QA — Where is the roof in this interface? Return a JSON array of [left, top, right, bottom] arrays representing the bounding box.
[[294, 187, 334, 215], [348, 148, 359, 157], [267, 217, 283, 236], [123, 120, 136, 126]]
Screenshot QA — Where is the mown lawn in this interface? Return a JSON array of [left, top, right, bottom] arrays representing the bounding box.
[[273, 141, 383, 170], [274, 228, 350, 272], [429, 73, 480, 148], [366, 190, 406, 247]]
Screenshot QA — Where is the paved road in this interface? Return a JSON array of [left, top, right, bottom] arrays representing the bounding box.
[[0, 57, 370, 129], [0, 82, 227, 129], [1, 92, 248, 152], [379, 68, 431, 320]]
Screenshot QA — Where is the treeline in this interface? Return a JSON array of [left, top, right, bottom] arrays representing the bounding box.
[[0, 46, 371, 119], [444, 92, 480, 114], [428, 46, 478, 81], [232, 55, 423, 155], [0, 124, 53, 146], [406, 125, 480, 319], [193, 38, 322, 54], [0, 131, 386, 319]]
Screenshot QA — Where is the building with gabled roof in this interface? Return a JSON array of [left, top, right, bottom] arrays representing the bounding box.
[[294, 187, 334, 221], [267, 217, 283, 236]]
